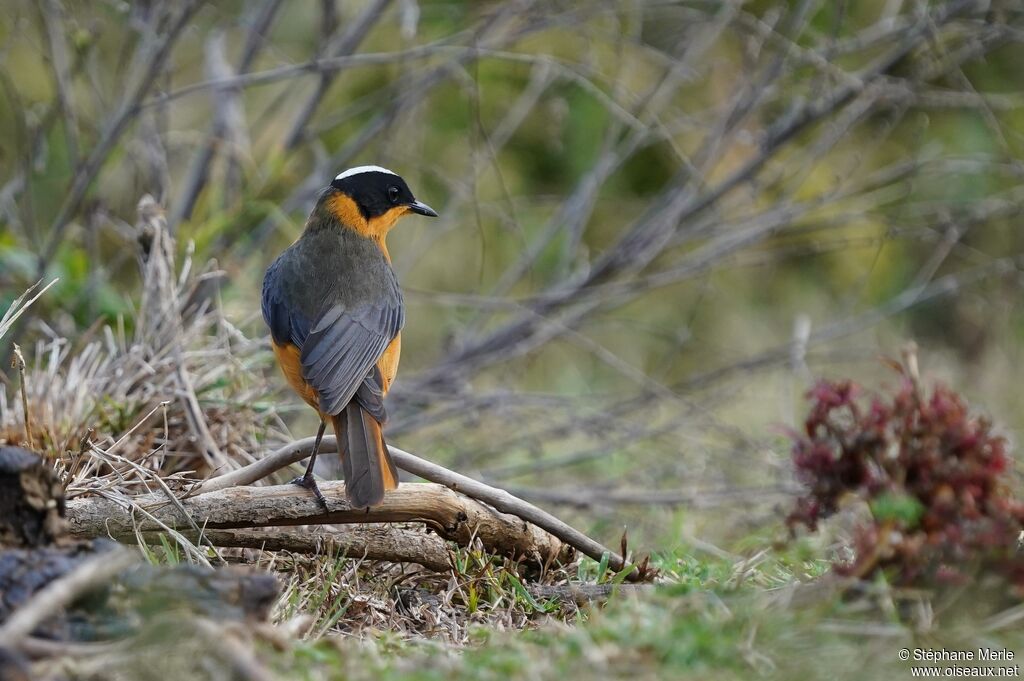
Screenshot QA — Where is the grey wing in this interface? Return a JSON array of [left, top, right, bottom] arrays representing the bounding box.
[[262, 257, 312, 348], [300, 299, 404, 416]]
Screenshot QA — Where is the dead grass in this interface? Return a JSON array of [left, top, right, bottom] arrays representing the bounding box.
[[266, 539, 583, 644], [0, 209, 287, 493], [0, 213, 594, 651]]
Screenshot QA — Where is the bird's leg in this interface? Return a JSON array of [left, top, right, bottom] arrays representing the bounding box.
[[291, 419, 328, 509]]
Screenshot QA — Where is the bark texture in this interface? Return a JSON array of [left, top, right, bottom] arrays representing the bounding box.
[[65, 481, 572, 567]]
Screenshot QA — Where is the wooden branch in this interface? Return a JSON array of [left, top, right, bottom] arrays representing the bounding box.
[[134, 526, 453, 573], [195, 438, 320, 494], [195, 436, 644, 580], [391, 446, 642, 579], [65, 481, 570, 568]]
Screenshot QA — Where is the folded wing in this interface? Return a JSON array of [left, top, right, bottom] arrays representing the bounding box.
[[300, 301, 403, 415]]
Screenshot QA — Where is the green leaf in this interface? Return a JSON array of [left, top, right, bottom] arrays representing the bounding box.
[[596, 551, 611, 584], [870, 492, 925, 526]]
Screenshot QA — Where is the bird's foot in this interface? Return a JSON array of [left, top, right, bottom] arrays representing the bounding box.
[[289, 474, 328, 510]]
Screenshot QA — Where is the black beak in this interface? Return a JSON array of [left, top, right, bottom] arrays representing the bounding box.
[[407, 200, 438, 217]]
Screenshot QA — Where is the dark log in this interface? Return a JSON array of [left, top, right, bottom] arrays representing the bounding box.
[[0, 448, 278, 647], [0, 446, 66, 549]]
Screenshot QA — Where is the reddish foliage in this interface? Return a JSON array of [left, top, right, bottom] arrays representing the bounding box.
[[788, 369, 1024, 591]]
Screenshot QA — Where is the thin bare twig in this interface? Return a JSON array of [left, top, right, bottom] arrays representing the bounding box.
[[170, 0, 283, 228], [395, 0, 987, 404], [282, 0, 393, 150], [37, 1, 202, 278]]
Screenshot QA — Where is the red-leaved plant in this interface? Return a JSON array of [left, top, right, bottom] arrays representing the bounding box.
[[787, 362, 1024, 592]]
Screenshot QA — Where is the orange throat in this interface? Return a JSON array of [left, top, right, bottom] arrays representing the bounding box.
[[325, 193, 409, 261]]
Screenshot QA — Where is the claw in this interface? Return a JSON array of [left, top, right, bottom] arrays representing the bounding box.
[[290, 474, 328, 510]]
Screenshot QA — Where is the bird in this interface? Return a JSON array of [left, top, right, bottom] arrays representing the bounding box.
[[261, 165, 437, 508]]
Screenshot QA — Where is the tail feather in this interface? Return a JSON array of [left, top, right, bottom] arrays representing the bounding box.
[[331, 404, 398, 508]]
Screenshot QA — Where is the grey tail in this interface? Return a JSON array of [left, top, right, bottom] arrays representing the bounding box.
[[331, 403, 398, 508]]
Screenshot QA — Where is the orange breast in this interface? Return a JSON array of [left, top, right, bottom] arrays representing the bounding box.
[[272, 341, 321, 412], [274, 333, 401, 415]]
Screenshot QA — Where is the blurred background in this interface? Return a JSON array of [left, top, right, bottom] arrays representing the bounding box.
[[1, 0, 1023, 553]]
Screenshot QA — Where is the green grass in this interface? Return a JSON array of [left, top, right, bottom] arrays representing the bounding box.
[[215, 540, 1022, 681], [262, 560, 1024, 681]]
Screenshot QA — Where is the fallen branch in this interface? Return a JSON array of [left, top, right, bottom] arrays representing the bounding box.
[[133, 526, 453, 572], [195, 436, 645, 580], [392, 446, 645, 580], [65, 481, 570, 568]]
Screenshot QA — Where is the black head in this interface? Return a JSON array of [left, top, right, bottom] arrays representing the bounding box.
[[329, 165, 437, 220]]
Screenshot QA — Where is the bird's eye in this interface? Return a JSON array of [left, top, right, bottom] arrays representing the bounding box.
[[387, 186, 400, 203]]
